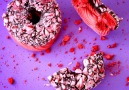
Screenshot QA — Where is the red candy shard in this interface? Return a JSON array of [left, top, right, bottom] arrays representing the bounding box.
[[48, 63, 52, 67], [104, 54, 114, 60], [77, 44, 84, 49], [91, 45, 99, 52], [100, 36, 107, 40], [57, 63, 63, 68], [74, 19, 82, 25], [69, 47, 75, 53], [62, 35, 70, 42], [72, 0, 122, 36], [31, 53, 36, 58]]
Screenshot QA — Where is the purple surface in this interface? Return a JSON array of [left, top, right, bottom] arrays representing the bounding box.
[[0, 0, 129, 90]]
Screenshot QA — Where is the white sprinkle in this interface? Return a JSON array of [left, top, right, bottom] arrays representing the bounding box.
[[75, 69, 82, 74], [15, 1, 20, 6], [61, 84, 66, 89], [44, 84, 51, 87], [110, 73, 114, 76], [68, 62, 73, 66], [2, 13, 6, 18], [83, 59, 89, 67], [44, 29, 50, 36], [4, 18, 9, 23], [78, 26, 82, 32]]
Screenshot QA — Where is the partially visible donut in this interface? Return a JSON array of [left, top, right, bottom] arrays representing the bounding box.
[[48, 53, 105, 90], [2, 0, 62, 51], [71, 0, 122, 36]]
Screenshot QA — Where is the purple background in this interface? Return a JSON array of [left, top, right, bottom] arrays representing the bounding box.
[[0, 0, 129, 90]]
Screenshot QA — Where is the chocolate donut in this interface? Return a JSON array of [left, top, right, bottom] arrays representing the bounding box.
[[2, 0, 62, 51], [48, 53, 105, 90]]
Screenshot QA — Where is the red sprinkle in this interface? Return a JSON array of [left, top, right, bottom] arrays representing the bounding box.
[[61, 35, 70, 45], [100, 68, 104, 73], [126, 83, 129, 86], [8, 77, 14, 84], [48, 63, 52, 67], [100, 36, 107, 40], [74, 19, 82, 25], [107, 43, 117, 48], [69, 47, 75, 53], [104, 54, 114, 60], [91, 45, 99, 52], [6, 36, 10, 39], [35, 58, 39, 62], [31, 53, 36, 58], [57, 64, 63, 68], [33, 67, 38, 70], [63, 26, 67, 30], [64, 18, 67, 23], [111, 43, 117, 48], [73, 57, 76, 60], [90, 52, 96, 56], [72, 67, 76, 71], [107, 62, 118, 67], [77, 44, 84, 49], [72, 62, 81, 71], [62, 35, 70, 42], [40, 52, 44, 56], [2, 47, 5, 50], [126, 77, 129, 83], [107, 45, 112, 48], [74, 38, 78, 43], [93, 38, 97, 41], [99, 51, 105, 56], [75, 62, 80, 68]]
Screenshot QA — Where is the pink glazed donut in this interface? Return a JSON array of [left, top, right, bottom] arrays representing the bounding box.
[[2, 0, 62, 51]]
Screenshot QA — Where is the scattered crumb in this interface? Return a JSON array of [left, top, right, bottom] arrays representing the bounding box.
[[33, 67, 38, 70], [40, 52, 44, 56], [62, 35, 70, 45], [31, 53, 36, 58], [104, 54, 114, 60], [107, 43, 117, 48], [77, 44, 84, 49], [57, 63, 63, 68], [48, 63, 52, 67], [78, 26, 82, 33], [69, 47, 75, 53], [100, 36, 107, 40], [126, 77, 129, 83], [106, 61, 121, 76], [63, 18, 67, 24], [91, 45, 99, 52], [6, 36, 10, 39], [74, 19, 82, 25], [8, 77, 14, 84]]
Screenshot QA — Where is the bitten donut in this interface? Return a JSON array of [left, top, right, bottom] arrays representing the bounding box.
[[48, 53, 105, 90], [2, 0, 62, 51], [72, 0, 122, 36]]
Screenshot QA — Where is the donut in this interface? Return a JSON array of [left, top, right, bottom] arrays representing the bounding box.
[[71, 0, 122, 36], [48, 53, 105, 90], [2, 0, 62, 51]]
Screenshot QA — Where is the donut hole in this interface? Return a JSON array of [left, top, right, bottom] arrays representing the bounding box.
[[27, 7, 41, 24]]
